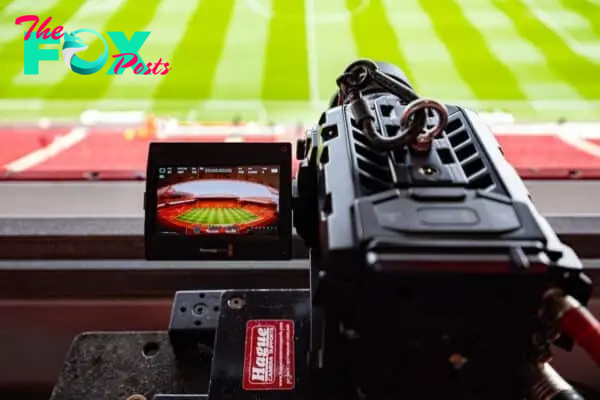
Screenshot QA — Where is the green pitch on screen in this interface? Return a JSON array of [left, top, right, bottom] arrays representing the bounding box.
[[0, 0, 599, 122], [177, 208, 259, 225]]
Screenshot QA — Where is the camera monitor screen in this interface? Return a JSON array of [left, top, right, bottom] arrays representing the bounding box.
[[156, 166, 280, 236], [145, 142, 291, 261]]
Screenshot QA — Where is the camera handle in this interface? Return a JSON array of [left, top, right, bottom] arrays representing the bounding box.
[[336, 59, 448, 152]]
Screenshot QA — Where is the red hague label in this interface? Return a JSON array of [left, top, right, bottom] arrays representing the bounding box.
[[242, 319, 295, 391]]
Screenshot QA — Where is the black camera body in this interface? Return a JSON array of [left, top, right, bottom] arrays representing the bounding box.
[[293, 93, 591, 398]]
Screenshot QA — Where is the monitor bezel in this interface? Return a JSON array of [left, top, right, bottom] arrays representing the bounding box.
[[144, 142, 292, 261]]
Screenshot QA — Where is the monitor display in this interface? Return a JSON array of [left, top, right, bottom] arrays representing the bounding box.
[[144, 142, 291, 261], [156, 165, 279, 237]]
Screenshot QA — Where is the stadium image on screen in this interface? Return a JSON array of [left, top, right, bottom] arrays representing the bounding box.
[[156, 166, 279, 236]]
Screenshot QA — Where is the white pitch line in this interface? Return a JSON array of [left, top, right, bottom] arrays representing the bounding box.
[[245, 0, 370, 23], [305, 0, 320, 105], [313, 0, 359, 101], [210, 0, 271, 102], [3, 127, 88, 172], [555, 125, 600, 158]]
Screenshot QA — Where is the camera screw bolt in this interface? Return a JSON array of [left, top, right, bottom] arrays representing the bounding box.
[[227, 297, 245, 310]]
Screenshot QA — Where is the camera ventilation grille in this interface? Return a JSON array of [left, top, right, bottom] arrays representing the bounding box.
[[444, 117, 495, 191], [351, 119, 394, 195]]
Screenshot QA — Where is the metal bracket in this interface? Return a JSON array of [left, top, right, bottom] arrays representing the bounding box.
[[49, 289, 311, 400]]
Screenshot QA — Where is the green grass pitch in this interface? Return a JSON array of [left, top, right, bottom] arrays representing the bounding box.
[[0, 0, 599, 122], [176, 207, 259, 225]]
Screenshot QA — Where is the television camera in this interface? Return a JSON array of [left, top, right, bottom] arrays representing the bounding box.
[[49, 60, 600, 400]]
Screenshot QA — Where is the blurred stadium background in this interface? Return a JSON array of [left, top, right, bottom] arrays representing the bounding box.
[[0, 0, 600, 178]]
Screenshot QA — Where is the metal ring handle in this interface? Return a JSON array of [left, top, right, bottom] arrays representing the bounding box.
[[400, 98, 448, 145]]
